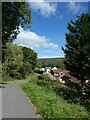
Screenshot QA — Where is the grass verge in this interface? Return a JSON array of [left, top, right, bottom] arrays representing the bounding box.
[[20, 80, 89, 118]]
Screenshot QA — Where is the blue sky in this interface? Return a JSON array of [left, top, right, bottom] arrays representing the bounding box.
[[14, 1, 88, 58]]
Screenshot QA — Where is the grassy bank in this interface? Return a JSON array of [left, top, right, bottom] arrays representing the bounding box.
[[20, 75, 89, 118]]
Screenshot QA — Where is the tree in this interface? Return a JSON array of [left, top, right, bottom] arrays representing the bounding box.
[[2, 43, 23, 79], [62, 14, 90, 91], [2, 2, 32, 45], [22, 46, 37, 69], [2, 2, 32, 62], [2, 44, 38, 79]]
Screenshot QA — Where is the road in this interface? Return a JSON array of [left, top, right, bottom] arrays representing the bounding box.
[[2, 82, 37, 118]]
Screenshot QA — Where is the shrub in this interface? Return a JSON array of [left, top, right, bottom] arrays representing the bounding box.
[[2, 75, 14, 82], [19, 62, 33, 79], [38, 74, 50, 81], [20, 81, 90, 118], [35, 70, 44, 74], [37, 74, 51, 87], [36, 74, 80, 104]]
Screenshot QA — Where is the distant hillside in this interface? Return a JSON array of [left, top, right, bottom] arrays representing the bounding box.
[[38, 57, 65, 69]]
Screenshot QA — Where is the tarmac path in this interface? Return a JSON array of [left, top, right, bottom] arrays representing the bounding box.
[[2, 82, 37, 118]]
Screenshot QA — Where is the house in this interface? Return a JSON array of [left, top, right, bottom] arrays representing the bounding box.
[[50, 69, 60, 77], [45, 67, 52, 73], [50, 69, 65, 77], [51, 67, 57, 70], [50, 69, 65, 84], [35, 68, 45, 72], [40, 68, 45, 72], [61, 70, 80, 85], [45, 67, 58, 73]]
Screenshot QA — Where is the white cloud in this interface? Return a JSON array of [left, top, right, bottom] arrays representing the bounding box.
[[67, 1, 86, 14], [29, 0, 57, 17], [14, 26, 58, 49]]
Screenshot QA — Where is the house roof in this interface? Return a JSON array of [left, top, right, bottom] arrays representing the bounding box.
[[51, 69, 60, 74], [51, 67, 57, 70], [62, 70, 80, 84], [45, 67, 52, 69]]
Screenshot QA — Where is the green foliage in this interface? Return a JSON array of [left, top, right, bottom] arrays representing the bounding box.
[[2, 43, 23, 79], [32, 73, 90, 111], [19, 62, 32, 78], [36, 74, 80, 104], [2, 2, 32, 46], [37, 74, 51, 86], [38, 74, 50, 80], [35, 70, 44, 74], [2, 43, 37, 80], [62, 14, 90, 86], [2, 75, 16, 82], [2, 2, 37, 81], [22, 46, 37, 69], [2, 2, 32, 63], [20, 81, 89, 118]]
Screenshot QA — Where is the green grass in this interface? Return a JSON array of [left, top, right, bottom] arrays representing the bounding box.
[[20, 80, 89, 118]]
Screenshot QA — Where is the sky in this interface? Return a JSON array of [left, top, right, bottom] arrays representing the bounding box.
[[13, 1, 89, 58]]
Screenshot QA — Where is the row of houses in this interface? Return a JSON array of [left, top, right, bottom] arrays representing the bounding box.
[[35, 67, 57, 73], [35, 67, 65, 81], [35, 67, 90, 87]]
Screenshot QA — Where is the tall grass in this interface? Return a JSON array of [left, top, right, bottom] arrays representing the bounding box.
[[20, 80, 89, 118]]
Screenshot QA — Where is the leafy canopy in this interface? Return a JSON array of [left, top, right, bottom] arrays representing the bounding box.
[[3, 44, 37, 79], [2, 2, 32, 46]]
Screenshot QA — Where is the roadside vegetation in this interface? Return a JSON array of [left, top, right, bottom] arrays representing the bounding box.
[[20, 73, 90, 118], [2, 2, 34, 81], [2, 43, 37, 81]]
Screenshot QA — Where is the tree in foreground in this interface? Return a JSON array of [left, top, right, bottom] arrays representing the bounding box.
[[62, 14, 90, 92], [2, 2, 32, 62]]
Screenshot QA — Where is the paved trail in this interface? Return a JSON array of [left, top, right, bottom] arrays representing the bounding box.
[[2, 82, 37, 118]]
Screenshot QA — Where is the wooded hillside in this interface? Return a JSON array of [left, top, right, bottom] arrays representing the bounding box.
[[38, 58, 65, 69]]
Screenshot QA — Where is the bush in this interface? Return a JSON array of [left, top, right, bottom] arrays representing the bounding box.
[[36, 74, 80, 104], [36, 74, 51, 87], [2, 75, 14, 82], [2, 43, 37, 80], [19, 62, 33, 79], [32, 73, 90, 111], [20, 81, 90, 118], [38, 74, 50, 81], [35, 70, 44, 74]]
